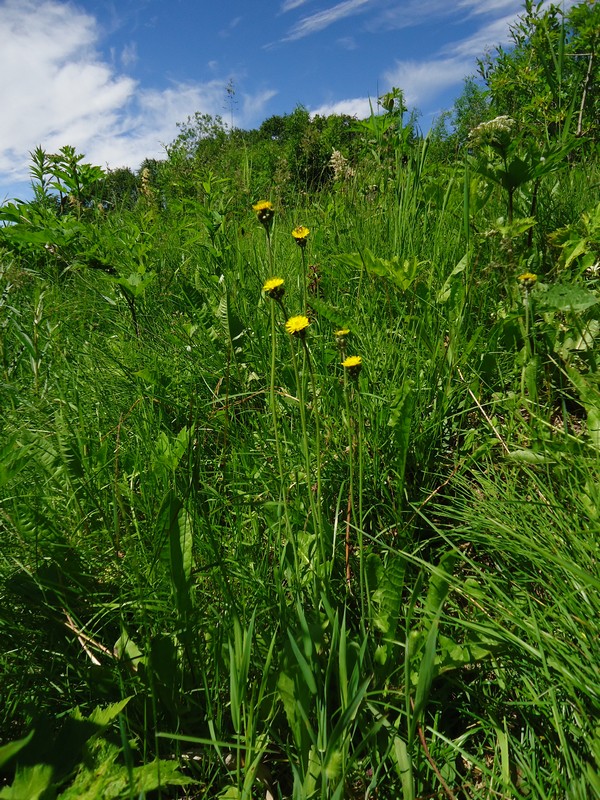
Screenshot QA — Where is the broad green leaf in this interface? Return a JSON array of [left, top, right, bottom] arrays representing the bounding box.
[[423, 550, 458, 621], [538, 283, 599, 313], [157, 492, 194, 619], [0, 434, 31, 489], [372, 554, 406, 643], [132, 759, 195, 793], [0, 764, 54, 800], [388, 380, 414, 499], [410, 618, 439, 744], [0, 731, 34, 770], [87, 697, 131, 728], [114, 632, 144, 671], [506, 449, 551, 464], [437, 253, 468, 304], [393, 737, 414, 800], [287, 631, 317, 695]]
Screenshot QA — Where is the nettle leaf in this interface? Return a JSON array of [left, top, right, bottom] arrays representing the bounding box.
[[0, 764, 54, 800], [567, 367, 600, 449], [305, 296, 350, 330], [495, 216, 536, 238], [538, 283, 599, 313]]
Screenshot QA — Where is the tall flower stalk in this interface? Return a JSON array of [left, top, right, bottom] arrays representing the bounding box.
[[517, 272, 537, 401], [285, 315, 327, 584], [263, 278, 286, 491], [253, 200, 275, 272], [342, 355, 365, 616], [292, 226, 310, 311]]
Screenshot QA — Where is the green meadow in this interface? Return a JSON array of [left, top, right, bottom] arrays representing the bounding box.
[[1, 3, 599, 798]]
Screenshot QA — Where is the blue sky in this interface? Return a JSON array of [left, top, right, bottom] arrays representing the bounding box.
[[0, 0, 573, 201]]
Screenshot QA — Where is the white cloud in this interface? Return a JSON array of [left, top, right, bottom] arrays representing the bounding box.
[[285, 0, 372, 40], [0, 0, 275, 195], [383, 58, 473, 108], [311, 96, 374, 118]]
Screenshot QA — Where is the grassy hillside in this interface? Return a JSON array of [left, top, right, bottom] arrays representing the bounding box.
[[1, 5, 599, 798]]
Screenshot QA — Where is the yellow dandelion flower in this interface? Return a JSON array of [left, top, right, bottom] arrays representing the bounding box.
[[285, 315, 310, 337], [292, 225, 310, 248], [342, 355, 362, 377], [253, 200, 274, 228], [253, 200, 273, 212], [263, 277, 285, 300], [335, 328, 350, 348], [517, 272, 537, 289]]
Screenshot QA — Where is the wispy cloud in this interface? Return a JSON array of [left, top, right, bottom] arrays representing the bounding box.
[[371, 0, 453, 32], [280, 0, 312, 11], [444, 13, 517, 58], [285, 0, 372, 41], [337, 36, 358, 50], [220, 15, 243, 37], [458, 0, 522, 16], [241, 88, 279, 122], [383, 57, 473, 108], [374, 0, 542, 113], [120, 42, 138, 68]]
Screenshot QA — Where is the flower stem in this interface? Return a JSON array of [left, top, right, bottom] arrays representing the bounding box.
[[300, 248, 307, 312], [289, 338, 324, 587], [302, 339, 325, 572]]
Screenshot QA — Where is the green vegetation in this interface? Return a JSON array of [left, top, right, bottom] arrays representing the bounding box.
[[1, 2, 599, 798]]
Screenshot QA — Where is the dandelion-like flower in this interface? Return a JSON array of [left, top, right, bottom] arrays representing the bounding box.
[[285, 315, 310, 338], [342, 355, 362, 377], [517, 272, 537, 289], [292, 225, 310, 248], [335, 328, 350, 348], [263, 277, 285, 300], [253, 200, 274, 229]]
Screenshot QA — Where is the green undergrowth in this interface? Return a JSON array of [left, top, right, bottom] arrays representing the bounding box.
[[2, 34, 600, 798]]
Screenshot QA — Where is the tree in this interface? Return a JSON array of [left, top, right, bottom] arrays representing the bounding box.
[[478, 0, 600, 142]]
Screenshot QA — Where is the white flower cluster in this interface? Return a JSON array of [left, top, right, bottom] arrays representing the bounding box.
[[329, 149, 355, 181], [468, 116, 516, 150]]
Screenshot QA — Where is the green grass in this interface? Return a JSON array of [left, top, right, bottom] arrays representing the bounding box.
[[1, 124, 599, 799]]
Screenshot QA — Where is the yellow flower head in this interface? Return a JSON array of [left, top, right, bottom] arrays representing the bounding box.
[[517, 272, 537, 289], [253, 200, 274, 228], [342, 355, 362, 377], [335, 328, 350, 348], [292, 225, 310, 248], [263, 277, 285, 300], [285, 315, 310, 338]]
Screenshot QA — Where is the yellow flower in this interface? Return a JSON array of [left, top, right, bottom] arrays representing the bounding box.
[[263, 277, 285, 300], [342, 355, 362, 377], [335, 328, 350, 348], [292, 225, 310, 248], [253, 200, 274, 228], [253, 200, 273, 212], [517, 272, 537, 289], [285, 315, 310, 337]]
